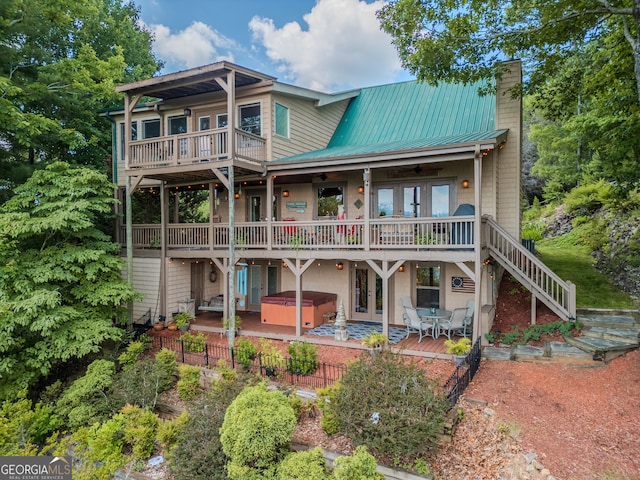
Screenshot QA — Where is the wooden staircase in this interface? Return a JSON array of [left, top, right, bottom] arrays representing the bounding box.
[[484, 216, 576, 321]]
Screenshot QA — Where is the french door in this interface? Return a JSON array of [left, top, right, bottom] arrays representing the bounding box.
[[247, 263, 278, 311], [351, 266, 382, 322]]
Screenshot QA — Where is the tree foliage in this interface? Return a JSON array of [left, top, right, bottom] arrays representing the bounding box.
[[0, 163, 139, 399], [0, 0, 161, 200], [378, 0, 640, 102]]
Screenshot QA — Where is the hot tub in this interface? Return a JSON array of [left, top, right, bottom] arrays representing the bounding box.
[[261, 291, 337, 328]]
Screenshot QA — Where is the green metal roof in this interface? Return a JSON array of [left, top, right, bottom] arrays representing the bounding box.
[[275, 80, 501, 163]]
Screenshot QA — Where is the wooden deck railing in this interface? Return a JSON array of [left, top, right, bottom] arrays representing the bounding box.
[[128, 127, 265, 168], [122, 216, 475, 251]]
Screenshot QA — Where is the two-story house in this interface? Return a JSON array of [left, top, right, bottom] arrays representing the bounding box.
[[109, 60, 575, 355]]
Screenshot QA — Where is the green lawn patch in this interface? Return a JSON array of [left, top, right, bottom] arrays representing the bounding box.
[[536, 240, 637, 309]]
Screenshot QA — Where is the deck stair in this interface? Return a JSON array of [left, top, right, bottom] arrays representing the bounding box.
[[564, 310, 640, 362]]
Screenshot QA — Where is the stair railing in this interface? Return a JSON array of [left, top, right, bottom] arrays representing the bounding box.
[[483, 216, 576, 321]]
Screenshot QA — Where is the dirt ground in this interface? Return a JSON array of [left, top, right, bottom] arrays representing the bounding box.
[[305, 274, 640, 479]]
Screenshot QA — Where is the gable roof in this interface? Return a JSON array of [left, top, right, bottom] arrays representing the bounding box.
[[275, 80, 504, 163]]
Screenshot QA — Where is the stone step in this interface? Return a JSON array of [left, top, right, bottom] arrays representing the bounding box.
[[482, 346, 512, 361], [512, 345, 545, 361], [577, 314, 640, 330], [582, 326, 640, 345], [564, 335, 637, 362]]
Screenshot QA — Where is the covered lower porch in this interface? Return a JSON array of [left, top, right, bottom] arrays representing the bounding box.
[[189, 309, 454, 359]]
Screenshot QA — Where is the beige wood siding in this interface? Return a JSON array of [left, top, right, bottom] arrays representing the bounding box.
[[128, 257, 161, 321], [166, 260, 192, 317], [495, 61, 522, 239], [271, 94, 350, 160]]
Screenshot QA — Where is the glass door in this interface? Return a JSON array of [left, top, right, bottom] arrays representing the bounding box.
[[352, 266, 382, 322], [247, 262, 279, 311], [416, 264, 441, 309]]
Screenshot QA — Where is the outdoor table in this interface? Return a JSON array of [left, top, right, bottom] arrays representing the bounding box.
[[417, 308, 451, 339]]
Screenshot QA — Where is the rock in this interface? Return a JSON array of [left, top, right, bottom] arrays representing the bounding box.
[[483, 407, 495, 416], [524, 452, 537, 464], [541, 468, 551, 476]]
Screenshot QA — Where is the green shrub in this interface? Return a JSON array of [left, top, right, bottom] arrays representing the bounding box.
[[118, 340, 147, 369], [316, 384, 340, 435], [156, 411, 188, 450], [111, 357, 165, 409], [259, 338, 287, 374], [0, 391, 61, 455], [177, 365, 202, 401], [277, 447, 330, 480], [220, 383, 297, 479], [564, 179, 613, 214], [499, 327, 521, 345], [180, 332, 206, 353], [155, 348, 178, 391], [168, 375, 247, 480], [56, 359, 116, 429], [521, 220, 546, 241], [333, 445, 384, 480], [287, 341, 319, 375], [522, 325, 541, 343], [326, 351, 449, 459], [72, 404, 159, 480], [235, 338, 258, 371]]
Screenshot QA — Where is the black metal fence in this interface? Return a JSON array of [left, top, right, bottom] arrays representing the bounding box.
[[149, 334, 346, 389], [442, 338, 482, 407], [149, 333, 481, 399]]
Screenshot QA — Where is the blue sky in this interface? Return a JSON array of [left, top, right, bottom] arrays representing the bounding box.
[[134, 0, 414, 92]]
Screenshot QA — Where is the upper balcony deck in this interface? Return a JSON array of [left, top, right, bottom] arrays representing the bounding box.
[[127, 127, 266, 170]]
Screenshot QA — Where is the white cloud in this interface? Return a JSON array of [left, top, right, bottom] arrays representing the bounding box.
[[147, 21, 237, 71], [249, 0, 404, 91]]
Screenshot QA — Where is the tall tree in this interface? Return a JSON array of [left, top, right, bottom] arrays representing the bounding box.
[[378, 0, 640, 103], [0, 162, 139, 400], [0, 0, 161, 201]]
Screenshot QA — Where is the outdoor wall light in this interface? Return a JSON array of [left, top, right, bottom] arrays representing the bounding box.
[[282, 189, 289, 197], [461, 179, 470, 188], [282, 262, 288, 268], [183, 108, 192, 117], [234, 192, 241, 199], [398, 264, 405, 272], [357, 185, 364, 193], [336, 262, 344, 270]]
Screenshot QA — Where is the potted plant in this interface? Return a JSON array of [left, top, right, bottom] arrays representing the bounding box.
[[361, 331, 389, 356], [174, 311, 194, 333], [444, 337, 472, 366], [222, 314, 242, 336]]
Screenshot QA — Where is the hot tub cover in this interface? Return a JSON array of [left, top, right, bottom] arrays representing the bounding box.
[[261, 291, 337, 307]]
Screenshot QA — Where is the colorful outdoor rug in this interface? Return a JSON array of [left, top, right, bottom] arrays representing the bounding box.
[[305, 322, 407, 344]]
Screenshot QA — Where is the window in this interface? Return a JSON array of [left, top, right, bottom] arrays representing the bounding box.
[[142, 119, 160, 139], [217, 114, 228, 128], [239, 103, 261, 136], [169, 115, 187, 135], [275, 103, 289, 138], [317, 185, 344, 218], [199, 116, 210, 131], [430, 184, 450, 217], [375, 180, 454, 218], [416, 264, 441, 309]]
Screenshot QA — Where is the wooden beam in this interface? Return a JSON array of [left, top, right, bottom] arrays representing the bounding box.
[[456, 262, 475, 282]]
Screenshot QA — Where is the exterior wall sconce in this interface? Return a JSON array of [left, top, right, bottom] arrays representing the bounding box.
[[336, 262, 344, 270], [357, 185, 364, 193], [282, 190, 289, 197], [183, 108, 192, 117], [234, 192, 241, 199], [398, 264, 404, 272], [461, 179, 470, 188], [282, 262, 288, 268]]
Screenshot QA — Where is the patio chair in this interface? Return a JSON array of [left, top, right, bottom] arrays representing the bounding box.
[[462, 299, 474, 337], [438, 307, 468, 340], [402, 304, 437, 342]]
